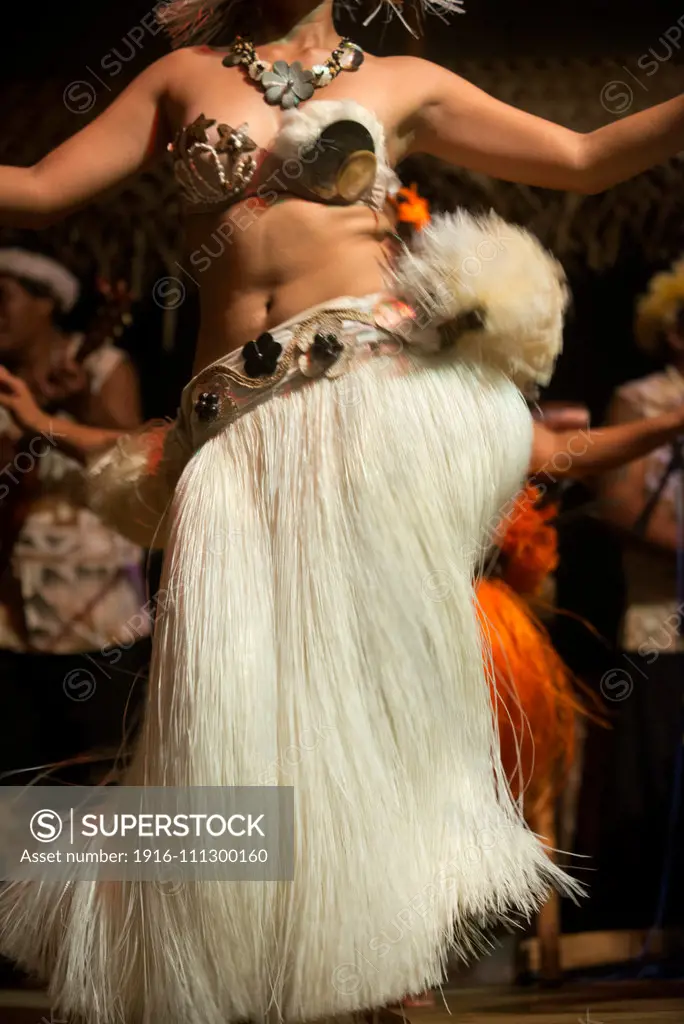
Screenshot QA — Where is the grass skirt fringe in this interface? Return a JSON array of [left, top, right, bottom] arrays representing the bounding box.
[[0, 341, 580, 1023]]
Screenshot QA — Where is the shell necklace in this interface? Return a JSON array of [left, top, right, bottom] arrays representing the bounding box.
[[222, 36, 365, 110]]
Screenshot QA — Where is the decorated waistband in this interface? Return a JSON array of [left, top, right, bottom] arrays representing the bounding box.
[[176, 294, 417, 451]]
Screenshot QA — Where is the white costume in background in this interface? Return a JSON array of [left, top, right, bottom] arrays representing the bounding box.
[[614, 368, 684, 653]]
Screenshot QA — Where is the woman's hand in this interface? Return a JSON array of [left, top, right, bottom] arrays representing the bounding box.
[[38, 355, 89, 407], [0, 366, 50, 435]]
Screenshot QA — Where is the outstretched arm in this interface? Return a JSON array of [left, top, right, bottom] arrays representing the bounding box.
[[402, 59, 684, 194], [0, 52, 181, 227], [530, 407, 684, 480]]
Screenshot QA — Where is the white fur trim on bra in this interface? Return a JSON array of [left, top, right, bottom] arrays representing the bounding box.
[[273, 100, 398, 206], [274, 100, 387, 161]]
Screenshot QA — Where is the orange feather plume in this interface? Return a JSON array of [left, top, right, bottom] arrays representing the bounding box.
[[496, 483, 559, 597], [390, 183, 432, 231], [480, 484, 583, 809], [476, 577, 580, 810]]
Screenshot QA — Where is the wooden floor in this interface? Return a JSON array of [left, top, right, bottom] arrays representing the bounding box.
[[412, 982, 684, 1023], [0, 982, 682, 1024]]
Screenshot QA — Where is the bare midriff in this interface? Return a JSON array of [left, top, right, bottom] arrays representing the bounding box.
[[187, 195, 395, 374]]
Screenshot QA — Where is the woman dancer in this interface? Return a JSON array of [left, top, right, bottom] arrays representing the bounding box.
[[1, 2, 684, 1022], [595, 260, 684, 930]]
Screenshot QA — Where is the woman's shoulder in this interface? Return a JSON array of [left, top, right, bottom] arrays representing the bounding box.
[[369, 53, 456, 85], [616, 369, 682, 415], [72, 337, 127, 395], [362, 52, 440, 93], [128, 46, 215, 101], [367, 53, 429, 72]]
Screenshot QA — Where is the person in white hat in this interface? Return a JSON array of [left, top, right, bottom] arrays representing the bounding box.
[[0, 248, 141, 446], [0, 248, 83, 406], [0, 249, 151, 802]]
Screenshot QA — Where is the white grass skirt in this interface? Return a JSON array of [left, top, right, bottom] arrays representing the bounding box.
[[0, 296, 578, 1024]]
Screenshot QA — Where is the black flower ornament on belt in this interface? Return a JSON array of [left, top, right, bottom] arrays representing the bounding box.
[[195, 392, 221, 421], [242, 332, 283, 378], [299, 329, 351, 379]]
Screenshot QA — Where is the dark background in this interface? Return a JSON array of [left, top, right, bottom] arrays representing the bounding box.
[[2, 0, 684, 73]]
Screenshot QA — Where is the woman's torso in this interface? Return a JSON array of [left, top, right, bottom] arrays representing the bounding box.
[[162, 47, 413, 372]]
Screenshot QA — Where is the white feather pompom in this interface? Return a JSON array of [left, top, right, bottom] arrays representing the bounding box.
[[394, 210, 569, 392]]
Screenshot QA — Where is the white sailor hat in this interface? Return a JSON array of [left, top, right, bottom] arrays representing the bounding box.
[[0, 248, 80, 313]]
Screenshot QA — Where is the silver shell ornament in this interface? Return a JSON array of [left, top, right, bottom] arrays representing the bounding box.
[[261, 61, 315, 109]]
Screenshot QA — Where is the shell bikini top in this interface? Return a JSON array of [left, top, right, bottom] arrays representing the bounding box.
[[168, 99, 400, 214]]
